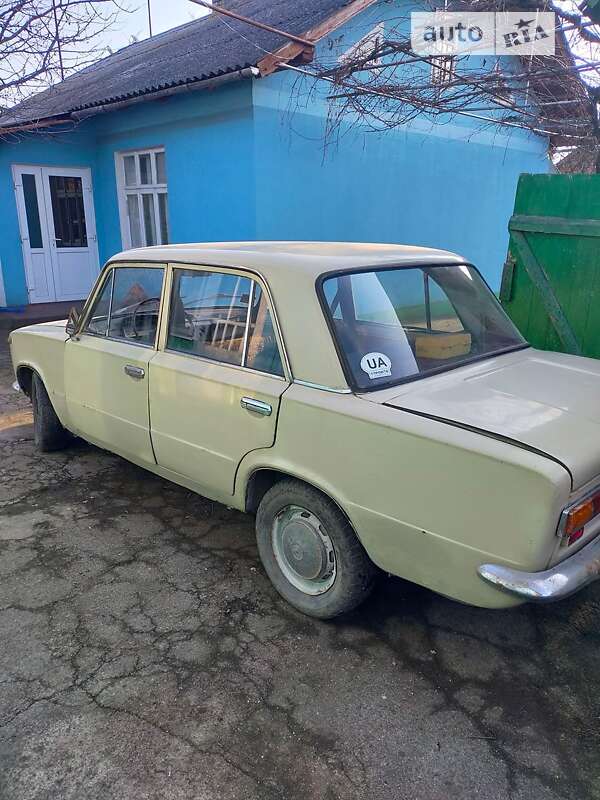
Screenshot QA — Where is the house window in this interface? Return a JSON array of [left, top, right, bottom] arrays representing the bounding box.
[[489, 60, 515, 108], [117, 148, 169, 249], [339, 22, 385, 67], [430, 55, 456, 88]]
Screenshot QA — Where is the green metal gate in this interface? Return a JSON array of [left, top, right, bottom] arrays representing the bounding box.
[[500, 173, 600, 357]]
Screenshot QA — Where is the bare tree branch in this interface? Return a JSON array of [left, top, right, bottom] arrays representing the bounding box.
[[0, 0, 128, 108], [304, 1, 600, 171]]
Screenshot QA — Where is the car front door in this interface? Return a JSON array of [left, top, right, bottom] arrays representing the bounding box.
[[64, 264, 165, 464], [149, 266, 289, 498]]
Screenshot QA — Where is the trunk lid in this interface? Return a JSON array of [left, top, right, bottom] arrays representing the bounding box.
[[369, 348, 600, 490]]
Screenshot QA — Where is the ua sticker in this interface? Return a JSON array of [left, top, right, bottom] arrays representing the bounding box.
[[360, 352, 392, 380]]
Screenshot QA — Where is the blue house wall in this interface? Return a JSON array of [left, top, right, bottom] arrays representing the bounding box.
[[0, 0, 549, 307], [252, 70, 547, 288], [92, 81, 257, 263], [251, 0, 549, 287], [0, 81, 256, 307]]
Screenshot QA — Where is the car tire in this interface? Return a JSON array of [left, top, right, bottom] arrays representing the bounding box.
[[31, 373, 70, 452], [256, 479, 378, 619]]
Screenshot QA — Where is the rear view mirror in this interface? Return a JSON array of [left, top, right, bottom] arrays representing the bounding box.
[[66, 306, 81, 337]]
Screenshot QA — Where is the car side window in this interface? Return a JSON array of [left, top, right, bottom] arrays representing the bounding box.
[[108, 267, 165, 344], [168, 269, 251, 366], [245, 284, 284, 377], [167, 268, 285, 377], [85, 271, 113, 336], [83, 266, 164, 345]]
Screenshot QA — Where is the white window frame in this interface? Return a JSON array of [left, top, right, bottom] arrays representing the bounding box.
[[339, 22, 385, 67], [430, 54, 456, 88], [115, 147, 169, 250], [489, 59, 516, 108]]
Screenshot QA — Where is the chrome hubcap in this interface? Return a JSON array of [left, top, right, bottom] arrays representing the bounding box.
[[272, 505, 337, 595]]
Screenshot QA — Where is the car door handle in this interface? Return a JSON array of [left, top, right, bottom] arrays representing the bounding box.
[[124, 364, 145, 380], [240, 397, 272, 417]]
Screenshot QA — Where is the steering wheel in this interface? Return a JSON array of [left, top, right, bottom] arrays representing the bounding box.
[[130, 296, 161, 339]]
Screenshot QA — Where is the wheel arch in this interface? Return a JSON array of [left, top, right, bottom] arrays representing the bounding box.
[[243, 466, 357, 531], [15, 363, 66, 428], [15, 363, 37, 398]]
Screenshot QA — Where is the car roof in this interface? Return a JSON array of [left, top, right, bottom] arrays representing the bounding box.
[[108, 241, 467, 390], [110, 241, 465, 278]]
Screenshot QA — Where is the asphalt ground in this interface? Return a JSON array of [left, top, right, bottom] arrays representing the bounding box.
[[0, 334, 599, 800]]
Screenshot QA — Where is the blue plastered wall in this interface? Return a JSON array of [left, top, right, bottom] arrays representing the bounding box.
[[0, 0, 549, 305], [251, 0, 550, 288], [0, 81, 256, 306]]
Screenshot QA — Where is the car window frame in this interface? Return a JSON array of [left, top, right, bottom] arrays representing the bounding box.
[[77, 262, 166, 350], [316, 261, 530, 393], [81, 267, 114, 338], [161, 262, 290, 382]]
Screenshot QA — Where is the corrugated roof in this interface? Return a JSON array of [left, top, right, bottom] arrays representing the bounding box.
[[2, 0, 350, 127]]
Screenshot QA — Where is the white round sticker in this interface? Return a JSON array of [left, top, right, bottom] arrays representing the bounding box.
[[360, 352, 392, 380]]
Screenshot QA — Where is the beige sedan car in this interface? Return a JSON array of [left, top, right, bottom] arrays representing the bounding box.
[[10, 243, 600, 617]]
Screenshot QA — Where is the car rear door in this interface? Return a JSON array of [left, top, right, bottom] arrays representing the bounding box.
[[64, 264, 165, 464], [149, 265, 289, 498]]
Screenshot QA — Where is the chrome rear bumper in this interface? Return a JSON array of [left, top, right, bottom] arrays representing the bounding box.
[[478, 535, 600, 602]]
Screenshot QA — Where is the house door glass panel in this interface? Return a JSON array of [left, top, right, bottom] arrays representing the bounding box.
[[22, 174, 44, 249], [49, 175, 88, 248], [13, 166, 53, 303]]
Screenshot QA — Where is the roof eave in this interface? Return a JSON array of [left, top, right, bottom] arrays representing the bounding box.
[[0, 65, 259, 133], [257, 0, 379, 76], [1, 0, 380, 133]]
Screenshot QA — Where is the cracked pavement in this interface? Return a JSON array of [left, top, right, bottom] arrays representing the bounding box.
[[0, 334, 599, 800]]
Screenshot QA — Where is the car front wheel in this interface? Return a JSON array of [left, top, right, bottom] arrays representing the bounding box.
[[31, 373, 70, 452], [255, 479, 377, 619]]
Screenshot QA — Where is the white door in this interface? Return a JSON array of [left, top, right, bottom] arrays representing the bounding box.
[[12, 166, 53, 303], [13, 165, 100, 303]]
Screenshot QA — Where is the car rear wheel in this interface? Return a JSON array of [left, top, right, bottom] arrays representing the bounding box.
[[255, 479, 377, 619], [31, 373, 70, 452]]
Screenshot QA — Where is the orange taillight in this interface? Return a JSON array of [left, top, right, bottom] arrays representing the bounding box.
[[565, 500, 595, 534], [562, 489, 600, 545]]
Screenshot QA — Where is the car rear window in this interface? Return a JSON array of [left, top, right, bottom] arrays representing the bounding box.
[[321, 264, 527, 390]]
